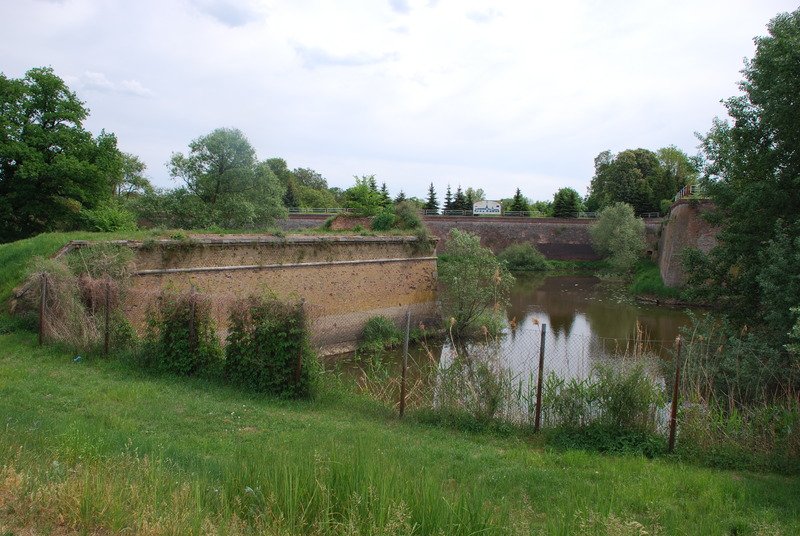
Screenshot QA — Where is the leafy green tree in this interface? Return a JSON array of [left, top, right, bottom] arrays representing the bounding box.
[[266, 158, 293, 186], [115, 153, 153, 198], [465, 187, 485, 202], [168, 128, 285, 227], [0, 67, 123, 241], [424, 183, 439, 214], [590, 202, 645, 272], [552, 187, 581, 218], [283, 179, 300, 207], [688, 8, 800, 353], [438, 229, 514, 337], [344, 176, 383, 216], [587, 149, 667, 214], [291, 167, 327, 190], [509, 188, 528, 212]]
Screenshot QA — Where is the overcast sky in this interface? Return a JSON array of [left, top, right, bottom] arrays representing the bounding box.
[[2, 0, 797, 201]]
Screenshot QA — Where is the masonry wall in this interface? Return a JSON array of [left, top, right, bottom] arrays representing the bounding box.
[[279, 215, 662, 261], [96, 236, 436, 355], [658, 201, 719, 287]]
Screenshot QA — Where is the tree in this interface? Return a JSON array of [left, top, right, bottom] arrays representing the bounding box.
[[394, 190, 406, 204], [291, 167, 327, 190], [465, 187, 485, 202], [443, 184, 453, 211], [590, 202, 645, 272], [344, 176, 383, 216], [379, 182, 391, 207], [438, 229, 514, 337], [586, 148, 665, 214], [424, 183, 439, 214], [115, 153, 153, 198], [0, 67, 123, 241], [169, 128, 285, 227], [283, 179, 299, 207], [452, 185, 468, 211], [266, 158, 293, 186], [688, 8, 800, 349], [509, 188, 528, 212], [552, 187, 581, 218]]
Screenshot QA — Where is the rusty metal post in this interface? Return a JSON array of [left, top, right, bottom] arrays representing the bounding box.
[[399, 310, 411, 418], [38, 273, 47, 346], [668, 336, 683, 453], [534, 324, 547, 432], [103, 276, 111, 356]]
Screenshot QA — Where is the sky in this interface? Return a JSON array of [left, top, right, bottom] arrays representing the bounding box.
[[2, 0, 797, 202]]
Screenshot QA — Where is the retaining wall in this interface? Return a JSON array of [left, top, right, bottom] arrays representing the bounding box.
[[658, 201, 719, 287], [21, 235, 438, 355], [280, 215, 662, 260]]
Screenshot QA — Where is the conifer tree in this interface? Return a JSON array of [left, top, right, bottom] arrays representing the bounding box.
[[394, 190, 407, 204], [509, 188, 528, 212], [424, 183, 439, 214], [444, 184, 453, 211]]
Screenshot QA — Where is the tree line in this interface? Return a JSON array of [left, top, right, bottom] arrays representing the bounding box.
[[1, 66, 704, 243]]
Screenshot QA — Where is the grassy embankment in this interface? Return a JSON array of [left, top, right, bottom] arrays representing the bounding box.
[[2, 231, 795, 534], [1, 331, 799, 534]]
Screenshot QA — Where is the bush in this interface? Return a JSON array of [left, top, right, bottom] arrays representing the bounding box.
[[358, 315, 403, 356], [224, 295, 317, 398], [393, 201, 423, 230], [370, 210, 396, 231], [590, 202, 645, 272], [498, 244, 551, 272], [81, 200, 138, 232], [438, 230, 514, 337], [142, 290, 224, 377]]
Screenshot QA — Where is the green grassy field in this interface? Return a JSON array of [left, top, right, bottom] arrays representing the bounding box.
[[1, 330, 798, 535]]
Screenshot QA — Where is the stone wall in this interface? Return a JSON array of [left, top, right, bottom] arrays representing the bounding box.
[[39, 235, 438, 355], [279, 215, 662, 261], [658, 201, 719, 287]]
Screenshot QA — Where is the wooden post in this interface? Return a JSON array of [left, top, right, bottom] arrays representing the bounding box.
[[399, 310, 411, 418], [188, 287, 196, 353], [668, 336, 683, 453], [38, 273, 47, 346], [294, 300, 305, 387], [103, 276, 111, 356], [534, 324, 547, 432]]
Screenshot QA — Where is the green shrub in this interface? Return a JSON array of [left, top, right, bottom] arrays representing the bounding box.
[[142, 290, 224, 377], [370, 210, 396, 231], [498, 243, 551, 272], [80, 200, 138, 232], [590, 202, 645, 272], [393, 201, 423, 230], [224, 295, 318, 398], [629, 260, 679, 299], [358, 315, 403, 356], [438, 229, 514, 338]]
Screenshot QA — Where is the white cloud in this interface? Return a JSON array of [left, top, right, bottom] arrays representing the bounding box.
[[77, 71, 154, 98]]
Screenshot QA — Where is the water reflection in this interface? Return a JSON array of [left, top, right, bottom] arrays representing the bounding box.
[[331, 274, 694, 383]]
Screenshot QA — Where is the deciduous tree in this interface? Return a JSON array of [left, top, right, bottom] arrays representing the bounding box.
[[0, 67, 123, 241]]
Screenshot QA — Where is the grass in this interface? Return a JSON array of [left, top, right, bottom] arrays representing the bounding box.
[[1, 331, 799, 534], [629, 260, 681, 300]]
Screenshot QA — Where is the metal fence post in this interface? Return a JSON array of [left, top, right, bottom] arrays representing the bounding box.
[[103, 276, 111, 356], [668, 336, 683, 453], [38, 273, 47, 346], [399, 310, 411, 418], [534, 323, 547, 432]]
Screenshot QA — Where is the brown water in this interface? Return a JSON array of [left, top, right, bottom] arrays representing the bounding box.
[[331, 273, 694, 376]]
